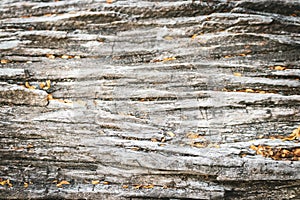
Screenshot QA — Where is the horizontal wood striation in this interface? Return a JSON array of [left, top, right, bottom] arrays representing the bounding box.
[[0, 0, 300, 199]]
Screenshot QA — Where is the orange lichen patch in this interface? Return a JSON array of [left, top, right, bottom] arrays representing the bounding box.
[[250, 126, 300, 160], [25, 82, 36, 89], [23, 80, 51, 90], [282, 126, 300, 141], [233, 72, 242, 77], [133, 184, 155, 189], [39, 82, 46, 89], [91, 180, 100, 185], [46, 54, 55, 59], [250, 145, 300, 161], [259, 41, 267, 46], [134, 184, 143, 189], [48, 95, 73, 105], [294, 148, 300, 156], [1, 59, 10, 64], [164, 36, 173, 40], [186, 132, 204, 139], [152, 57, 176, 62], [222, 88, 229, 92], [166, 131, 175, 137], [224, 52, 250, 58], [46, 54, 81, 59], [162, 57, 176, 62], [190, 141, 206, 148], [269, 65, 286, 71], [24, 182, 29, 188], [245, 88, 255, 93], [44, 80, 51, 90], [186, 132, 212, 148], [191, 34, 198, 39], [223, 88, 276, 94], [44, 13, 53, 17], [143, 184, 154, 189], [61, 55, 71, 59], [47, 94, 54, 100], [21, 15, 32, 18], [240, 153, 247, 158], [129, 147, 140, 151], [207, 143, 220, 148], [0, 179, 13, 187], [56, 180, 70, 187]]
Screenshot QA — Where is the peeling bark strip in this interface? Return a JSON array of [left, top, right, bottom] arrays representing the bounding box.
[[0, 0, 300, 199]]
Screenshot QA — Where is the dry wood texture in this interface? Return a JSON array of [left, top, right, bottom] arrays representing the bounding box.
[[0, 0, 300, 199]]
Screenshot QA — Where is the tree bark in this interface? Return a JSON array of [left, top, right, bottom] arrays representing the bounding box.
[[0, 0, 299, 199]]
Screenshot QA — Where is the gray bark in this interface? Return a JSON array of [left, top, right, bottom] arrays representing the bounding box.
[[0, 0, 299, 199]]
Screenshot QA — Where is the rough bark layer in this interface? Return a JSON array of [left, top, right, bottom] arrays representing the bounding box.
[[0, 0, 300, 199]]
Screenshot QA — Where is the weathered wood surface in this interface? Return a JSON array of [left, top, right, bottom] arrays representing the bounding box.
[[0, 0, 300, 199]]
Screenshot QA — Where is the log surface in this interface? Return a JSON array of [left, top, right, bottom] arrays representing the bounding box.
[[0, 0, 300, 199]]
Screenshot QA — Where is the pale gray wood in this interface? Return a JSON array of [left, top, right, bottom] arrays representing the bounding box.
[[0, 0, 299, 199]]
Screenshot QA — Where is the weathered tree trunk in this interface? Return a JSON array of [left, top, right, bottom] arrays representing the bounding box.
[[0, 0, 299, 199]]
